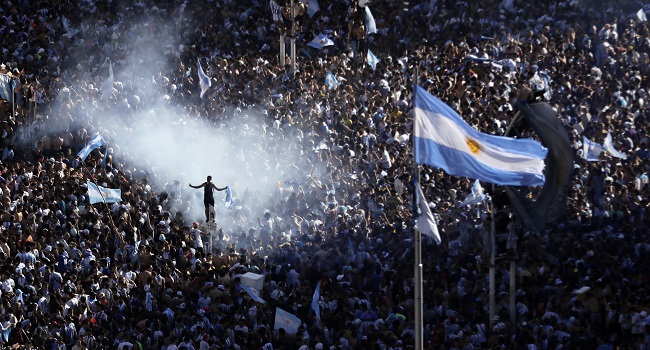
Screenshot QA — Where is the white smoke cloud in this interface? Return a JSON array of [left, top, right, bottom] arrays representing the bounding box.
[[37, 12, 327, 235]]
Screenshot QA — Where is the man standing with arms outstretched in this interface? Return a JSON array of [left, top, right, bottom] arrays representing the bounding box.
[[189, 176, 227, 223]]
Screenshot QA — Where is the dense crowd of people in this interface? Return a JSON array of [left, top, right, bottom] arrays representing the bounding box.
[[0, 0, 648, 349]]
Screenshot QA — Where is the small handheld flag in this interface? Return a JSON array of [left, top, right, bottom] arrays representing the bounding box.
[[367, 50, 380, 70], [603, 132, 627, 159], [87, 181, 122, 204], [459, 179, 487, 207], [274, 308, 302, 334], [197, 59, 212, 99], [365, 7, 378, 35], [414, 181, 441, 244], [307, 33, 334, 49], [582, 136, 604, 162], [224, 186, 234, 209], [325, 71, 340, 90], [77, 133, 106, 161]]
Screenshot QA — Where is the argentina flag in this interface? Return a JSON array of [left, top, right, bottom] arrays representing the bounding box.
[[77, 133, 105, 161], [325, 71, 340, 90], [307, 33, 334, 49], [0, 74, 15, 104], [414, 85, 547, 186], [87, 181, 122, 204], [274, 308, 302, 334], [306, 0, 319, 17], [241, 284, 266, 304], [367, 50, 380, 70], [224, 186, 234, 209], [582, 136, 603, 162]]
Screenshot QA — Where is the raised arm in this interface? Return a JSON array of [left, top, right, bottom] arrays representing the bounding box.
[[212, 183, 228, 191], [189, 182, 205, 189]]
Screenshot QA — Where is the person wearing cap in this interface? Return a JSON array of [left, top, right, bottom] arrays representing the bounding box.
[[189, 175, 227, 223]]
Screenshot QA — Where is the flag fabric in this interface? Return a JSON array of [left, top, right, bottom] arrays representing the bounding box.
[[307, 33, 334, 49], [413, 85, 547, 186], [459, 179, 487, 207], [638, 8, 647, 22], [311, 282, 321, 322], [603, 132, 627, 159], [365, 7, 378, 34], [197, 59, 211, 99], [582, 136, 604, 162], [0, 74, 15, 104], [241, 284, 266, 304], [102, 146, 109, 168], [367, 50, 380, 70], [325, 71, 340, 90], [77, 133, 105, 161], [306, 0, 320, 17], [274, 308, 302, 334], [100, 61, 114, 99], [224, 186, 234, 209], [413, 181, 441, 244], [87, 181, 122, 204]]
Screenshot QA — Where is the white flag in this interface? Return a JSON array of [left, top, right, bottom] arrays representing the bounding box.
[[414, 182, 441, 244], [603, 132, 627, 159], [638, 8, 647, 22], [197, 59, 211, 99]]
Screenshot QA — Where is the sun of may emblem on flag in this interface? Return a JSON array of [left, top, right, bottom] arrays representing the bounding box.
[[465, 137, 481, 154]]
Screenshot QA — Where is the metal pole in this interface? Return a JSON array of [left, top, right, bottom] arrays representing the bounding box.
[[509, 224, 517, 325], [290, 0, 296, 74], [413, 67, 423, 350], [280, 34, 286, 67], [11, 77, 15, 120], [489, 188, 496, 331]]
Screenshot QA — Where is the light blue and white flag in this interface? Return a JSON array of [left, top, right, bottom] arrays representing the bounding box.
[[241, 284, 266, 304], [582, 136, 604, 162], [197, 59, 211, 99], [325, 71, 340, 90], [367, 50, 380, 70], [224, 186, 234, 209], [638, 8, 647, 22], [274, 307, 302, 334], [77, 133, 105, 161], [414, 181, 441, 244], [459, 179, 487, 207], [87, 181, 122, 204], [603, 132, 627, 159], [100, 61, 114, 99], [0, 74, 15, 104], [312, 282, 321, 322], [307, 33, 334, 49], [413, 85, 547, 186], [306, 0, 320, 17], [365, 7, 378, 34]]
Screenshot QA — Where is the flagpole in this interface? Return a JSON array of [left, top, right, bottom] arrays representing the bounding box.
[[509, 224, 516, 326], [489, 184, 496, 331], [412, 65, 424, 350], [290, 0, 296, 74]]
